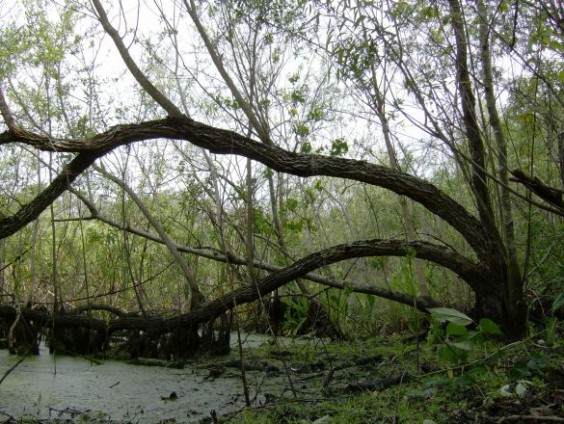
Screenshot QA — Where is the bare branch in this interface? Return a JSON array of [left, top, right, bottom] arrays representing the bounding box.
[[183, 0, 269, 142], [90, 0, 185, 118]]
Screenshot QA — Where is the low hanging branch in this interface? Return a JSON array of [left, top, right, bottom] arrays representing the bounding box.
[[0, 238, 479, 336], [141, 238, 482, 334], [0, 149, 109, 240]]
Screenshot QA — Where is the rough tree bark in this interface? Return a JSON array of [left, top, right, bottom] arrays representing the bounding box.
[[0, 113, 524, 336]]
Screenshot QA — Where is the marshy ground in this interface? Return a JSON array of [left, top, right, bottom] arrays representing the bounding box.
[[1, 329, 562, 423]]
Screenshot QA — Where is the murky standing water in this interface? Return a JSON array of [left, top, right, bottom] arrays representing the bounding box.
[[0, 339, 275, 423]]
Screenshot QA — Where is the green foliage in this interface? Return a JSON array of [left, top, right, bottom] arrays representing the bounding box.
[[428, 308, 503, 368], [300, 141, 312, 153], [511, 350, 549, 379], [282, 295, 310, 335], [551, 291, 564, 315], [293, 122, 310, 137], [329, 138, 348, 157], [0, 26, 32, 78], [253, 207, 274, 236], [428, 307, 474, 327], [227, 333, 564, 424]]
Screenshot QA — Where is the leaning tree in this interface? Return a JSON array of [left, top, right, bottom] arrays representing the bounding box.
[[0, 0, 563, 342]]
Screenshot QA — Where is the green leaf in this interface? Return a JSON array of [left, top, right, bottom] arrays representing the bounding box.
[[437, 345, 456, 363], [526, 352, 547, 371], [370, 257, 387, 270], [512, 359, 532, 378], [499, 1, 510, 13], [288, 73, 300, 84], [419, 5, 439, 21], [286, 198, 299, 211], [291, 89, 306, 104], [477, 318, 503, 336], [545, 316, 558, 345], [428, 307, 474, 326], [515, 381, 529, 397], [446, 322, 468, 337], [294, 122, 310, 137], [300, 142, 312, 153], [308, 106, 324, 121], [451, 340, 474, 351], [422, 377, 450, 389], [330, 138, 348, 157], [500, 384, 512, 397], [263, 168, 274, 179], [454, 373, 477, 386], [285, 219, 303, 233], [549, 40, 563, 52]]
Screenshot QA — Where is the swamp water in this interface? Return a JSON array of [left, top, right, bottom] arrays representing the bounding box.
[[0, 334, 301, 423]]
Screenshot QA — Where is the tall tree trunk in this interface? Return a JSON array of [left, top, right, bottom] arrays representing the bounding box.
[[477, 0, 525, 336], [449, 0, 524, 337]]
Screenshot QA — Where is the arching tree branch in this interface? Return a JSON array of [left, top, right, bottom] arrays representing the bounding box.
[[0, 117, 494, 266], [109, 238, 481, 333]]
